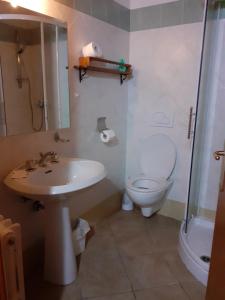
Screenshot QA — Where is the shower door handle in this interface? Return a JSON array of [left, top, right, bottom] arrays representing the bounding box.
[[214, 151, 225, 161], [187, 107, 196, 139], [214, 149, 225, 191]]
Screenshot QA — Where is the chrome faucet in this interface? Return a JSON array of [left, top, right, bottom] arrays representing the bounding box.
[[38, 151, 58, 167]]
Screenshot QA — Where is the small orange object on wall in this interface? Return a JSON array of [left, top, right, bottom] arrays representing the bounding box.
[[79, 57, 91, 68]]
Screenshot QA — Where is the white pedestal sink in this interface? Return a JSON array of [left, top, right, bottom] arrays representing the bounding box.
[[4, 157, 106, 285]]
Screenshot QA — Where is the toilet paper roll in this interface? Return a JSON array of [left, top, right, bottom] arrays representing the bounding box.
[[100, 130, 116, 143], [82, 42, 102, 58]]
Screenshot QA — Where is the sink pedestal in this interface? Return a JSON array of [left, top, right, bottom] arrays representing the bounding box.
[[44, 200, 77, 285]]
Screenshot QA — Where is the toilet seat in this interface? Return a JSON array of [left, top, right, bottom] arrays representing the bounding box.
[[140, 134, 176, 179], [127, 176, 169, 193]]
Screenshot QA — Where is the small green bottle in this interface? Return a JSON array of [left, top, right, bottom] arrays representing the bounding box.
[[118, 58, 127, 73]]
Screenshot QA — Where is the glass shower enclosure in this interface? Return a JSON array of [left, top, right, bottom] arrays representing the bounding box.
[[179, 0, 225, 286]]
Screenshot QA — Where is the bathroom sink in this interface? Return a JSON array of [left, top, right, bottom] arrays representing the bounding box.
[[4, 157, 106, 286], [4, 157, 106, 198]]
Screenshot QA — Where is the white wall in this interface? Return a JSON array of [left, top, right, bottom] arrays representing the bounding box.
[[126, 23, 203, 205]]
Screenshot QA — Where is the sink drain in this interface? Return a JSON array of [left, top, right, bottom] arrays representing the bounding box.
[[200, 255, 210, 263]]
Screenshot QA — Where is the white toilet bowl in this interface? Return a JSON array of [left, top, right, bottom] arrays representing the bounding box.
[[125, 134, 176, 218], [127, 177, 173, 217]]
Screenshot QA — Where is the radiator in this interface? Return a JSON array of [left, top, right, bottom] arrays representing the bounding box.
[[0, 216, 25, 300]]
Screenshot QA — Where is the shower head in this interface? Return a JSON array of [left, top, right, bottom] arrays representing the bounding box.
[[17, 46, 25, 55], [15, 30, 26, 55], [15, 32, 26, 88]]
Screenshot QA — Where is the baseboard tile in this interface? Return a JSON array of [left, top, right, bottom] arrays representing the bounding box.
[[198, 207, 216, 222], [81, 192, 122, 226], [158, 199, 216, 222], [81, 194, 216, 225], [158, 199, 185, 221]]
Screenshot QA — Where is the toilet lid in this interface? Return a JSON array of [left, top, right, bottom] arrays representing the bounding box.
[[140, 134, 176, 179]]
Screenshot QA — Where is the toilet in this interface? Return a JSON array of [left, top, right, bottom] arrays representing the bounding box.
[[126, 134, 176, 217]]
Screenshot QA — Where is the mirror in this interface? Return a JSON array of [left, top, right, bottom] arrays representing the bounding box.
[[0, 3, 70, 136]]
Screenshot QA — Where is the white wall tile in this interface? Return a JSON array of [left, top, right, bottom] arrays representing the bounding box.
[[126, 23, 203, 204]]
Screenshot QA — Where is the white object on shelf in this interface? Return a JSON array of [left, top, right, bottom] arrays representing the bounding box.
[[72, 219, 90, 255], [82, 42, 102, 58]]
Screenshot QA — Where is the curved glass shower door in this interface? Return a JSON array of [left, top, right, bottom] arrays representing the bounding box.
[[186, 1, 224, 232], [179, 1, 225, 285]]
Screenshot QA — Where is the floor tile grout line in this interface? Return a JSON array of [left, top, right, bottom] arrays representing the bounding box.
[[132, 290, 137, 299], [108, 221, 138, 294], [83, 290, 136, 299], [131, 282, 185, 293], [79, 222, 132, 299], [178, 281, 193, 300], [83, 212, 204, 299], [108, 220, 180, 295], [163, 254, 181, 286], [26, 212, 205, 300], [107, 212, 182, 293]]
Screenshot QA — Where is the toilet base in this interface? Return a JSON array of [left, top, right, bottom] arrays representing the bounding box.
[[141, 200, 164, 218], [141, 207, 157, 217]]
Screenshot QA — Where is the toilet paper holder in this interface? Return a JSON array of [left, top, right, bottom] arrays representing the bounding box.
[[97, 117, 108, 136]]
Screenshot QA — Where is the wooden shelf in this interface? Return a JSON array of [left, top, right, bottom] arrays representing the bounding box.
[[74, 57, 132, 85]]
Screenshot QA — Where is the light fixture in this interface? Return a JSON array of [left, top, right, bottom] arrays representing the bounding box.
[[10, 0, 18, 8]]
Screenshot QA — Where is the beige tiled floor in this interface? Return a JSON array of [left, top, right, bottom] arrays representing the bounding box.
[[26, 210, 206, 300]]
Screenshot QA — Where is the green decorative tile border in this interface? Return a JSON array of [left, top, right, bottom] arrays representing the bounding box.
[[55, 0, 205, 32], [131, 0, 204, 31], [55, 0, 130, 31]]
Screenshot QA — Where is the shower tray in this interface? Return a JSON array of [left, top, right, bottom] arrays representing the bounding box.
[[179, 217, 214, 286]]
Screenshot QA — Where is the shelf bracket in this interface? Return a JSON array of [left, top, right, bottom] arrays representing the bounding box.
[[120, 74, 127, 85], [79, 68, 87, 82]]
